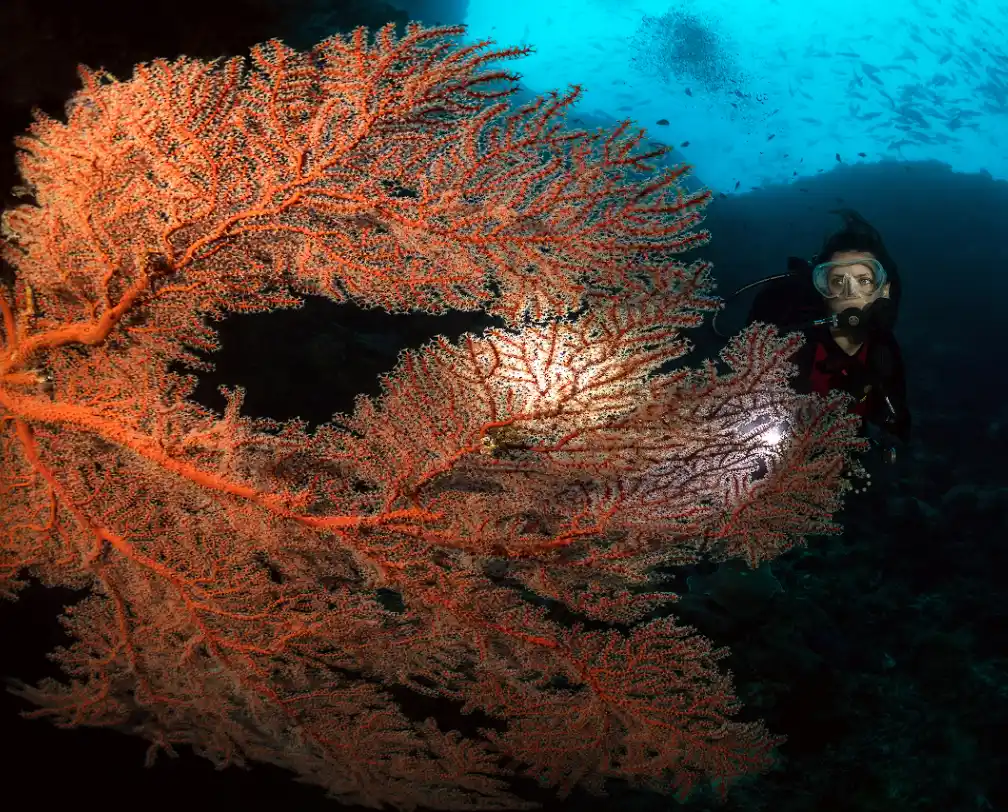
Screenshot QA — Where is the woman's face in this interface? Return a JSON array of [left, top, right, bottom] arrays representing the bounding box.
[[823, 250, 891, 315]]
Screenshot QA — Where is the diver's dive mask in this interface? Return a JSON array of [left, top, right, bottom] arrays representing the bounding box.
[[710, 255, 898, 340], [812, 257, 888, 299]]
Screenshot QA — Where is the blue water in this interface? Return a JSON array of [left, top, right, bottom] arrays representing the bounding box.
[[452, 0, 1008, 196]]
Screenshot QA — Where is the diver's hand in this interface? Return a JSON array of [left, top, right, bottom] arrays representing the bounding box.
[[865, 421, 902, 464]]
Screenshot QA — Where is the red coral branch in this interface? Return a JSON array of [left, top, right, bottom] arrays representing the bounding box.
[[0, 21, 865, 810]]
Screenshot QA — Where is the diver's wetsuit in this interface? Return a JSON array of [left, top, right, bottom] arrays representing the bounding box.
[[747, 274, 911, 445]]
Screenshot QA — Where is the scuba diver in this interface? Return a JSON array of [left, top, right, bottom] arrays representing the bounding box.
[[681, 211, 912, 672], [714, 209, 911, 466]]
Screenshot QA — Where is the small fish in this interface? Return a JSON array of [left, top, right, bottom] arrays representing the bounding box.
[[656, 119, 669, 126], [685, 88, 693, 96], [835, 153, 842, 162], [767, 133, 776, 141], [680, 140, 690, 147], [734, 180, 740, 190], [793, 170, 798, 176], [858, 152, 867, 157]]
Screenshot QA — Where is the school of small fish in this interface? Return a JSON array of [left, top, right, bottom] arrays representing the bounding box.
[[615, 0, 1007, 194]]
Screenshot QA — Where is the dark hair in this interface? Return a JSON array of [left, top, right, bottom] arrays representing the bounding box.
[[816, 209, 902, 319]]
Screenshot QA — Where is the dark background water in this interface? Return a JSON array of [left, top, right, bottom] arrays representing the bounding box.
[[1, 1, 1005, 810]]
